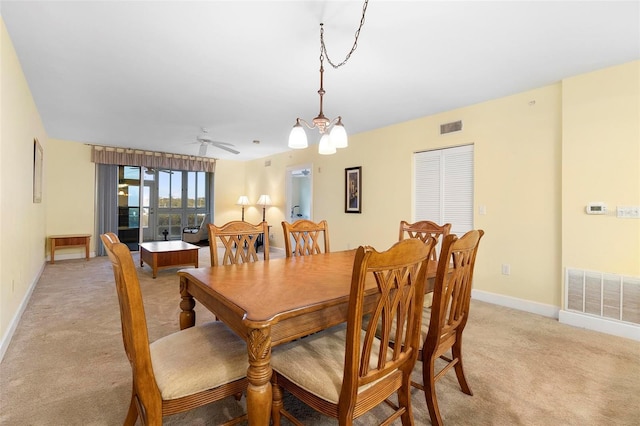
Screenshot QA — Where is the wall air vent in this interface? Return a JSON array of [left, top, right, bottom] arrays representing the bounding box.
[[565, 268, 640, 325], [440, 120, 462, 135]]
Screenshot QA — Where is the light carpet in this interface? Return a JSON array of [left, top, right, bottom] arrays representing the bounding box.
[[1, 247, 638, 425]]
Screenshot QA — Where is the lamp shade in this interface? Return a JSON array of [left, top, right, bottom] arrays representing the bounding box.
[[257, 194, 272, 206], [330, 119, 348, 149], [236, 195, 250, 206], [288, 121, 308, 149], [318, 134, 336, 155]]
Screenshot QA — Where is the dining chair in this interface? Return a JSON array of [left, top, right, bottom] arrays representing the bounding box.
[[399, 220, 451, 263], [282, 219, 330, 257], [207, 220, 269, 266], [416, 229, 484, 426], [270, 237, 436, 425], [100, 233, 249, 426]]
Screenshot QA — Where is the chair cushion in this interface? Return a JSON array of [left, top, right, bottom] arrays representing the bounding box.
[[271, 323, 383, 404], [150, 321, 248, 400], [421, 305, 432, 338]]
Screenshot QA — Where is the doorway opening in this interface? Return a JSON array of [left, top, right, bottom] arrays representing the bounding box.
[[286, 164, 313, 223]]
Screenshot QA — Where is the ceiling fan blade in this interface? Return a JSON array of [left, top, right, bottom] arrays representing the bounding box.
[[198, 143, 208, 156], [211, 142, 240, 155]]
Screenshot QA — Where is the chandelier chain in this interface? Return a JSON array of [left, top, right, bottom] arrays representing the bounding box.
[[320, 0, 369, 69]]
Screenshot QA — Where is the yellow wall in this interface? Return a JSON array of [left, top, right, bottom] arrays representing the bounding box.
[[44, 140, 96, 257], [236, 62, 639, 309], [562, 62, 640, 275], [0, 19, 49, 343], [243, 83, 564, 306], [212, 159, 249, 225], [1, 11, 637, 351]]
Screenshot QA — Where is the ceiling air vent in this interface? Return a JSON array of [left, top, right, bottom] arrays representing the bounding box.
[[440, 120, 462, 135]]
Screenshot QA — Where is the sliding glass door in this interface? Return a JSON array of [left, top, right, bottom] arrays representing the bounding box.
[[142, 170, 156, 242], [118, 166, 210, 247], [118, 166, 141, 250], [155, 169, 208, 241]]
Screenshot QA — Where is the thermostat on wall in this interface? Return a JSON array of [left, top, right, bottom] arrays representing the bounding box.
[[586, 202, 607, 215]]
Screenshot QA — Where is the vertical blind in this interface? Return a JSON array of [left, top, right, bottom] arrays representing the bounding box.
[[414, 144, 474, 236], [95, 164, 119, 256]]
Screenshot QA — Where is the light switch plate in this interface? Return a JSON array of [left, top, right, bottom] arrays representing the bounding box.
[[617, 206, 640, 218]]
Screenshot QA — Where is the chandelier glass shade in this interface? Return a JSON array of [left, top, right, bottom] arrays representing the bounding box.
[[287, 119, 308, 149], [318, 134, 336, 155]]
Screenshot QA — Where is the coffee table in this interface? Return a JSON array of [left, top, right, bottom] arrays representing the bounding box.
[[138, 241, 199, 278]]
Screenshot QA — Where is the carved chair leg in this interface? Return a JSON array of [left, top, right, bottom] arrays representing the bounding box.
[[423, 357, 443, 426], [452, 340, 473, 396], [271, 377, 283, 426], [123, 390, 138, 426], [397, 379, 414, 425]]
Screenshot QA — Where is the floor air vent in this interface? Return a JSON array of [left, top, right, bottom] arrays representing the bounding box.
[[565, 268, 640, 325]]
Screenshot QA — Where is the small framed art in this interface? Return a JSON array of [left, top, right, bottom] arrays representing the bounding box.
[[33, 138, 43, 203], [345, 166, 361, 213]]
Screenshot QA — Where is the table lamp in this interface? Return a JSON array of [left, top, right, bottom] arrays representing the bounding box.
[[236, 195, 250, 221], [256, 194, 271, 222]]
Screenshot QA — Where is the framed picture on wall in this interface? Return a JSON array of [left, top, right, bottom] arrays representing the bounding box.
[[33, 138, 43, 203], [345, 166, 361, 213]]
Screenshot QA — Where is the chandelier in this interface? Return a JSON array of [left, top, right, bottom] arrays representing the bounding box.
[[288, 0, 369, 155]]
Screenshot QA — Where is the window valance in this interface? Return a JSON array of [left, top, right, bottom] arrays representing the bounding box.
[[90, 145, 216, 173]]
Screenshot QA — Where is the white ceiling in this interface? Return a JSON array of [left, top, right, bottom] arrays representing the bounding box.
[[2, 1, 639, 161]]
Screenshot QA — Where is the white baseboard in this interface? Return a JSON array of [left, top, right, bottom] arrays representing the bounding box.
[[558, 310, 640, 342], [46, 251, 95, 262], [471, 289, 560, 319], [270, 246, 285, 255], [0, 262, 44, 363], [472, 289, 640, 341]]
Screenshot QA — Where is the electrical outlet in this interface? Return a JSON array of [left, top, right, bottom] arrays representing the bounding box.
[[501, 264, 511, 275]]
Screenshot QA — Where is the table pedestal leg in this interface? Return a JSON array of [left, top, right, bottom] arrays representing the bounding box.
[[246, 326, 273, 426], [179, 277, 196, 329]]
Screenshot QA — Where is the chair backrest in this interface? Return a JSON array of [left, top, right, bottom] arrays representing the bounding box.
[[425, 230, 484, 355], [282, 219, 330, 257], [100, 233, 160, 407], [198, 213, 209, 229], [341, 237, 435, 408], [208, 221, 269, 266], [399, 220, 452, 262]]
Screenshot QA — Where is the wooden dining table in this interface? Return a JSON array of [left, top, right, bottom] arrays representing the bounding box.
[[178, 249, 437, 425]]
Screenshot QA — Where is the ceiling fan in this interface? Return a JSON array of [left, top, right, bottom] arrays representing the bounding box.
[[144, 168, 172, 175], [195, 128, 240, 156]]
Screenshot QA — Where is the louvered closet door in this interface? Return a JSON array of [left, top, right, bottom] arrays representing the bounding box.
[[414, 144, 474, 236]]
